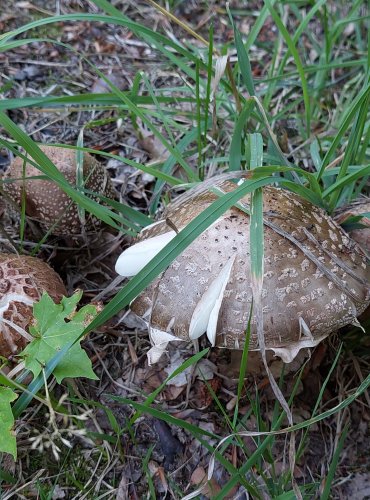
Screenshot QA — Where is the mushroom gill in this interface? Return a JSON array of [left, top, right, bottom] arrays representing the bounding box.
[[116, 181, 370, 365]]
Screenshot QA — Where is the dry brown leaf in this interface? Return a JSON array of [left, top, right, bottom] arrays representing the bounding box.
[[190, 466, 221, 498]]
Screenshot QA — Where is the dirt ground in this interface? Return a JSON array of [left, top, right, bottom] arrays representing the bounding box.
[[0, 1, 369, 498]]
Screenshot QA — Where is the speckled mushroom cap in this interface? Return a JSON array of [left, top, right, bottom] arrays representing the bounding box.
[[336, 198, 370, 255], [0, 253, 66, 358], [3, 145, 116, 236], [116, 181, 370, 363]]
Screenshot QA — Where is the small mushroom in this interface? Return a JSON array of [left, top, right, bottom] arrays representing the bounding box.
[[336, 197, 370, 255], [3, 145, 116, 236], [0, 253, 66, 358], [116, 181, 370, 366]]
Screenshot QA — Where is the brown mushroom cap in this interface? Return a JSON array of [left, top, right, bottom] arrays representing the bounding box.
[[336, 198, 370, 255], [117, 182, 370, 363], [3, 145, 116, 236], [0, 253, 67, 358]]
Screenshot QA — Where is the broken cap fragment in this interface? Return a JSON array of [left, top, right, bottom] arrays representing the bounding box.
[[115, 230, 177, 277]]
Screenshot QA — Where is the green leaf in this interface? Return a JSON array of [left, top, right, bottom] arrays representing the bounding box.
[[52, 342, 97, 384], [21, 291, 98, 383], [0, 387, 18, 458], [234, 26, 255, 96]]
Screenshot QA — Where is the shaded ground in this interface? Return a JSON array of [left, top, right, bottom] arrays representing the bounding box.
[[0, 1, 369, 498]]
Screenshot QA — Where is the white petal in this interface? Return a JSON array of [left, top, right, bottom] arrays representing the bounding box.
[[189, 255, 235, 343], [115, 231, 176, 277]]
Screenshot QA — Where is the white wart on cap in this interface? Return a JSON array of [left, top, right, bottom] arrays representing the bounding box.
[[3, 145, 116, 236], [0, 253, 67, 358], [116, 182, 370, 364]]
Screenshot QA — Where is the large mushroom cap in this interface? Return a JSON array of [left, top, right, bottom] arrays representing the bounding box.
[[0, 253, 67, 358], [3, 145, 116, 236], [116, 181, 370, 364]]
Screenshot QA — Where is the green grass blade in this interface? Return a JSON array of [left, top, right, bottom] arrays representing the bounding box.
[[229, 100, 255, 171], [244, 0, 277, 51], [317, 85, 370, 180], [264, 0, 311, 136], [322, 164, 370, 199], [75, 128, 85, 225], [233, 25, 255, 96], [321, 423, 349, 500], [0, 93, 196, 110], [328, 90, 370, 209]]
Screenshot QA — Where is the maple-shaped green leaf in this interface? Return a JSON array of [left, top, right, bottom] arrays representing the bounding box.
[[0, 387, 18, 458], [53, 342, 96, 384], [21, 291, 99, 383]]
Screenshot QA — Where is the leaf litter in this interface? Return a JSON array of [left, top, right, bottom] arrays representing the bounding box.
[[0, 0, 368, 498]]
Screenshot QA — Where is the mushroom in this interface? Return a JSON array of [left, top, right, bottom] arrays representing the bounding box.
[[335, 198, 370, 256], [0, 253, 66, 358], [115, 180, 370, 367], [3, 145, 116, 236]]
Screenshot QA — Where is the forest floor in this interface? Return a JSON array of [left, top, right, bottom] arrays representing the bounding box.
[[0, 1, 369, 499]]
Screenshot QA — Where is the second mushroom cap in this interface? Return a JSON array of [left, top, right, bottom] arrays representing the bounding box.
[[3, 145, 116, 236]]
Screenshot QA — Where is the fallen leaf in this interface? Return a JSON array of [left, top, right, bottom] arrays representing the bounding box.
[[190, 466, 221, 498]]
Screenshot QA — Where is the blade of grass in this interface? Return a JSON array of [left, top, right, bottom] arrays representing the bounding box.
[[229, 100, 255, 171], [244, 0, 277, 51], [328, 90, 370, 209], [0, 92, 196, 110], [232, 303, 253, 427], [264, 0, 311, 136], [322, 164, 370, 199], [321, 423, 349, 500], [201, 24, 214, 176], [317, 84, 370, 181], [75, 128, 85, 227], [231, 19, 255, 96]]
